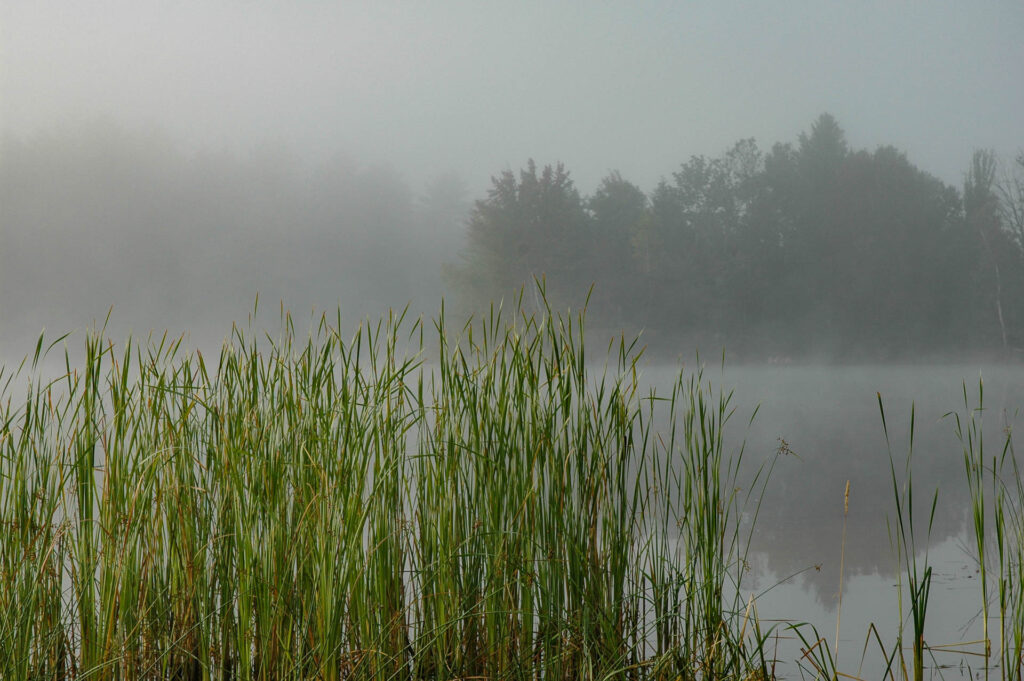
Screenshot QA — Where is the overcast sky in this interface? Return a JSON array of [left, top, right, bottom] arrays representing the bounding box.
[[2, 1, 1022, 193]]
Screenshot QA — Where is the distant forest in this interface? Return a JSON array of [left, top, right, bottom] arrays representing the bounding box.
[[0, 121, 467, 348], [2, 114, 1022, 360], [448, 114, 1024, 360]]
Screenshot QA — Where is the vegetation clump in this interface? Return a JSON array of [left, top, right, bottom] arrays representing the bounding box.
[[3, 295, 1023, 680], [0, 298, 773, 680]]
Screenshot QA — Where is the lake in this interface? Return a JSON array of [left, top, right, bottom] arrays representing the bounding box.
[[641, 362, 1024, 678]]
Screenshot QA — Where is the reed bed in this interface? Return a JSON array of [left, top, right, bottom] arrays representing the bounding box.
[[0, 299, 772, 681], [5, 297, 1022, 681], [954, 382, 1024, 681]]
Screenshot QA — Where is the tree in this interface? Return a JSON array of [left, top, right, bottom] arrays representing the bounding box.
[[586, 172, 649, 324], [741, 116, 971, 356], [797, 112, 849, 186], [997, 151, 1024, 256], [450, 160, 589, 312], [965, 149, 1009, 351], [827, 146, 966, 354]]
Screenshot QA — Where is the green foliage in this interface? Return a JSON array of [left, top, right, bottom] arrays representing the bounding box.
[[879, 398, 937, 681], [0, 295, 774, 680], [449, 160, 590, 312], [954, 381, 1024, 681], [451, 116, 1024, 358]]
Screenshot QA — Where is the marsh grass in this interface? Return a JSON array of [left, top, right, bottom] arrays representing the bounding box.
[[5, 295, 1022, 681], [879, 398, 938, 681], [954, 381, 1024, 681], [0, 295, 774, 680]]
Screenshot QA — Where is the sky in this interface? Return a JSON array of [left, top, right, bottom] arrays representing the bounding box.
[[2, 1, 1022, 194]]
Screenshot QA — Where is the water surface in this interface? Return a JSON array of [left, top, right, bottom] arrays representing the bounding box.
[[644, 362, 1024, 677]]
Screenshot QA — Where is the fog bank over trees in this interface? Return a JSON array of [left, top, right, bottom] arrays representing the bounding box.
[[0, 120, 467, 352], [450, 114, 1024, 361], [2, 114, 1022, 361]]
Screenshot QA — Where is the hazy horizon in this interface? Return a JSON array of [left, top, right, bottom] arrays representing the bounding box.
[[3, 2, 1024, 356], [3, 2, 1022, 196]]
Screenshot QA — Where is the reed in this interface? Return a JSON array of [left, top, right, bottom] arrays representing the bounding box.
[[879, 396, 937, 681], [644, 363, 777, 680], [7, 296, 1024, 680], [0, 294, 775, 680], [954, 380, 1024, 681]]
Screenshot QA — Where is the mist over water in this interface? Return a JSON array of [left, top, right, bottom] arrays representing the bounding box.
[[4, 3, 1024, 677]]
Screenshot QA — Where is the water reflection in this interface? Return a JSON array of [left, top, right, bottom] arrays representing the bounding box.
[[645, 362, 1023, 676]]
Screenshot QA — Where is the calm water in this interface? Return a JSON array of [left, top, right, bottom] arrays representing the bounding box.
[[643, 362, 1024, 679]]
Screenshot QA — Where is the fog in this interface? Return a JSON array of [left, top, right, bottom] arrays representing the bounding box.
[[0, 122, 468, 351], [3, 2, 1023, 353], [5, 6, 1024, 672], [5, 3, 1022, 193]]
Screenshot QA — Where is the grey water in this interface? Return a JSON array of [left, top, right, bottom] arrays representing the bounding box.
[[644, 361, 1024, 678]]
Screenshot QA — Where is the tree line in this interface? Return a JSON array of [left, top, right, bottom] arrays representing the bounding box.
[[448, 114, 1024, 360], [3, 115, 1021, 361]]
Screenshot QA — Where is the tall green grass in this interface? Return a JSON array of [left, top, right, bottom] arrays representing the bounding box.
[[880, 399, 937, 681], [954, 381, 1024, 681], [0, 297, 773, 680], [7, 296, 1020, 680]]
